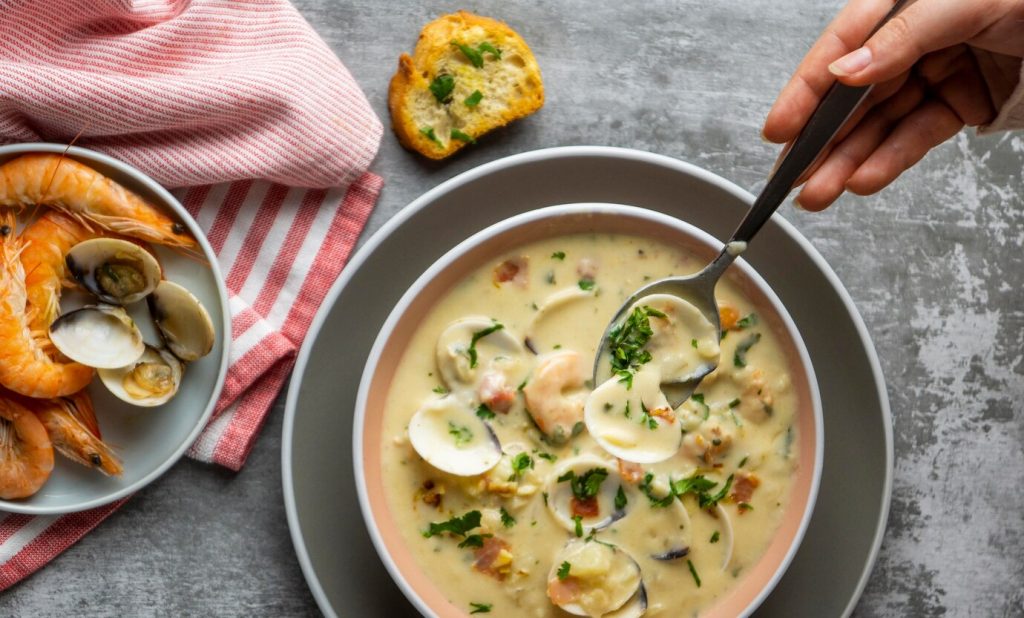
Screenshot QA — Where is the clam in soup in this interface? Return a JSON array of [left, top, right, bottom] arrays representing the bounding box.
[[380, 233, 800, 617]]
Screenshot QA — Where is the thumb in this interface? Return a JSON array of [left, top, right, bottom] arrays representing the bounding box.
[[827, 0, 995, 86]]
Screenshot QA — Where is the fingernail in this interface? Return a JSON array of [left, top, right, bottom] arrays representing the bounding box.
[[792, 193, 808, 211], [760, 129, 771, 143], [829, 47, 872, 77]]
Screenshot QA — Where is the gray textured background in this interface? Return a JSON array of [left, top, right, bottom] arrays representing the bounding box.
[[2, 0, 1022, 616]]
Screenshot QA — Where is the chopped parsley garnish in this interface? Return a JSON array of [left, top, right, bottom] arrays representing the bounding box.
[[469, 602, 492, 614], [710, 531, 720, 543], [640, 472, 734, 510], [500, 507, 516, 528], [638, 401, 658, 430], [687, 559, 702, 587], [458, 533, 492, 548], [738, 502, 754, 512], [451, 40, 502, 68], [736, 313, 759, 329], [624, 400, 632, 418], [551, 251, 566, 260], [537, 451, 557, 462], [451, 128, 476, 144], [468, 321, 504, 368], [578, 278, 595, 291], [557, 467, 609, 502], [698, 474, 734, 509], [557, 561, 571, 580], [419, 126, 444, 148], [423, 510, 481, 538], [509, 452, 534, 480], [606, 305, 665, 389], [638, 473, 675, 508], [738, 456, 749, 468], [464, 89, 484, 107], [615, 485, 628, 510], [573, 515, 584, 537], [448, 422, 473, 446], [432, 385, 448, 394], [545, 271, 556, 285], [451, 41, 484, 67], [728, 398, 741, 408], [691, 393, 710, 420], [477, 41, 502, 59], [733, 332, 762, 368], [428, 74, 455, 103], [517, 377, 528, 391], [476, 403, 495, 420], [691, 338, 698, 349]]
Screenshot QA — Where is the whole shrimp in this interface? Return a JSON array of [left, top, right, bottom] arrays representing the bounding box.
[[19, 211, 95, 336], [0, 211, 94, 398], [0, 153, 197, 250], [20, 389, 122, 477], [0, 394, 54, 499]]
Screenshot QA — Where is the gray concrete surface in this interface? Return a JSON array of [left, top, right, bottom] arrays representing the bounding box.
[[1, 1, 1021, 616]]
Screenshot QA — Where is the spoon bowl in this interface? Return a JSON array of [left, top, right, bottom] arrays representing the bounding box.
[[593, 244, 742, 407]]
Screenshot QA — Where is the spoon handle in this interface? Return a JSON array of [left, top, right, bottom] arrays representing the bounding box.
[[729, 0, 912, 244]]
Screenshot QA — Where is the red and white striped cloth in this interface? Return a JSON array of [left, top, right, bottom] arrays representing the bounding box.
[[0, 0, 383, 589]]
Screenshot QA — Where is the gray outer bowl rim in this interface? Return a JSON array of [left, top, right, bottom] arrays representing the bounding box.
[[0, 142, 231, 515], [281, 145, 893, 618]]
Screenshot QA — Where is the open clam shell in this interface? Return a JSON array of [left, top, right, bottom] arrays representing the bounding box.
[[435, 316, 527, 392], [148, 280, 215, 362], [49, 304, 145, 369], [584, 366, 683, 464], [546, 455, 628, 534], [98, 344, 183, 407], [65, 238, 161, 305], [546, 539, 645, 617], [407, 396, 501, 477]]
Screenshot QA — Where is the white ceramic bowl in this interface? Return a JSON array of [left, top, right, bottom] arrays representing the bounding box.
[[354, 203, 823, 617], [0, 143, 230, 515]]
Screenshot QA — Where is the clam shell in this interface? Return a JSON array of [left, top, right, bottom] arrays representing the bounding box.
[[547, 539, 644, 617], [545, 455, 628, 535], [98, 345, 183, 407], [148, 280, 214, 362], [407, 396, 501, 477], [49, 305, 145, 369], [65, 238, 161, 305], [435, 316, 526, 391]]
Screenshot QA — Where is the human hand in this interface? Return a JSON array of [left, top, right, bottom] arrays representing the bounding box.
[[762, 0, 1024, 211]]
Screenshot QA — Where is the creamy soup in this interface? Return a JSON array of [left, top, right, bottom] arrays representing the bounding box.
[[380, 233, 799, 617]]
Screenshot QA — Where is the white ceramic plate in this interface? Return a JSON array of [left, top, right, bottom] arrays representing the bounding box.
[[282, 146, 892, 617], [0, 143, 230, 515]]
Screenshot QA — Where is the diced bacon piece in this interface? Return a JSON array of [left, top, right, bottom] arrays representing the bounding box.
[[547, 576, 581, 605], [617, 458, 644, 484], [571, 496, 600, 518], [478, 372, 516, 413], [494, 257, 529, 287], [719, 305, 739, 331], [650, 406, 676, 423], [474, 536, 512, 580], [731, 471, 760, 504]]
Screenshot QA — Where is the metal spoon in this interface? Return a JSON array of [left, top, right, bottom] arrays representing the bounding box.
[[593, 0, 910, 407]]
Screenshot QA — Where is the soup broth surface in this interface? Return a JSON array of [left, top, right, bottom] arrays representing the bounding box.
[[380, 233, 799, 617]]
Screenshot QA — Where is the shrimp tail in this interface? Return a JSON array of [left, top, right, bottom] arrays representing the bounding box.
[[23, 390, 123, 477]]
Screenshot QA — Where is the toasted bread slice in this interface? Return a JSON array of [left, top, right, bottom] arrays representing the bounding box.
[[389, 11, 544, 159]]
